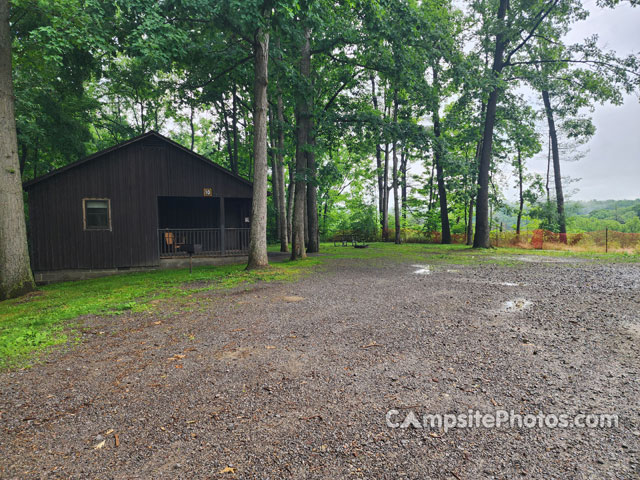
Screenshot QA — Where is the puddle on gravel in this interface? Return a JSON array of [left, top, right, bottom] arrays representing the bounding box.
[[501, 298, 533, 312], [492, 254, 587, 264], [622, 322, 640, 338], [412, 265, 431, 275]]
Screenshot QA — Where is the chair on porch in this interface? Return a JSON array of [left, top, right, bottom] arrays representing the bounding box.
[[163, 231, 185, 254]]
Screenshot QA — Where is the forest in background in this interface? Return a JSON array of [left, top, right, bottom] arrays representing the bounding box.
[[491, 199, 640, 234], [1, 0, 639, 299]]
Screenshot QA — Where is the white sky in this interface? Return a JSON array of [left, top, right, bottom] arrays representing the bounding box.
[[519, 1, 640, 201]]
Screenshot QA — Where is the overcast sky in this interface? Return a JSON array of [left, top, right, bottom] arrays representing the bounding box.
[[516, 1, 640, 202]]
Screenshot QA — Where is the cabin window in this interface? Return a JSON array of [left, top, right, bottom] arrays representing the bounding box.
[[83, 199, 111, 230]]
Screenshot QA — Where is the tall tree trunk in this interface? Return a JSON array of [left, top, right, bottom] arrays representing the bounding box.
[[231, 84, 239, 175], [268, 106, 281, 241], [400, 147, 407, 222], [432, 67, 451, 244], [545, 132, 551, 202], [306, 132, 319, 252], [516, 146, 524, 235], [392, 91, 401, 244], [474, 0, 508, 248], [468, 101, 485, 246], [291, 28, 310, 260], [246, 27, 270, 270], [0, 0, 35, 299], [466, 197, 474, 246], [427, 163, 435, 211], [219, 97, 235, 169], [382, 142, 390, 241], [370, 74, 384, 220], [287, 166, 295, 244], [276, 90, 288, 252], [304, 188, 309, 247], [189, 104, 195, 150], [541, 90, 566, 236], [322, 200, 328, 234]]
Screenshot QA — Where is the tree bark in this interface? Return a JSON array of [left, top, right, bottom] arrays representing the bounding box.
[[382, 142, 390, 241], [275, 91, 289, 252], [189, 104, 195, 150], [287, 165, 295, 244], [291, 28, 310, 260], [474, 0, 508, 248], [370, 75, 384, 221], [427, 162, 435, 211], [268, 106, 281, 241], [400, 147, 407, 221], [466, 197, 474, 246], [246, 27, 270, 270], [468, 101, 485, 246], [0, 0, 35, 299], [541, 89, 566, 236], [231, 84, 239, 175], [516, 146, 524, 235], [306, 131, 319, 252], [432, 68, 451, 244], [392, 91, 401, 244]]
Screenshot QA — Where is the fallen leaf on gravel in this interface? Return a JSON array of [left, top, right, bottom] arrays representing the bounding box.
[[105, 429, 114, 435], [429, 432, 442, 438], [175, 364, 183, 369], [93, 440, 106, 450], [168, 354, 186, 361], [360, 342, 383, 348], [114, 434, 120, 447], [153, 321, 162, 325], [231, 328, 245, 332], [218, 466, 236, 474], [265, 345, 277, 349]]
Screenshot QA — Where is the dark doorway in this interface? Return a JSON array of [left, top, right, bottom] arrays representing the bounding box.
[[157, 196, 220, 229]]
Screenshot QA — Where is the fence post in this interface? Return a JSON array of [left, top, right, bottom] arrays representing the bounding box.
[[605, 228, 608, 253]]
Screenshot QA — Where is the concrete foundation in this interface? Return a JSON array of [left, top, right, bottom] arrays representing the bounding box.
[[33, 255, 250, 285]]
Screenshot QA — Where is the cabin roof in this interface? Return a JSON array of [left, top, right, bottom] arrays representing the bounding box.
[[23, 131, 252, 190]]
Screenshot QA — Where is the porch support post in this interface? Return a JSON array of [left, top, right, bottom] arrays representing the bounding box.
[[219, 197, 226, 255]]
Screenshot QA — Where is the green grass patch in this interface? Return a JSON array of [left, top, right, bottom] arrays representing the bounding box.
[[319, 242, 640, 265], [1, 242, 635, 369], [0, 258, 319, 369]]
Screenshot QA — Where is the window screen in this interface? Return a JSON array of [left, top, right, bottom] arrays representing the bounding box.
[[84, 199, 110, 230]]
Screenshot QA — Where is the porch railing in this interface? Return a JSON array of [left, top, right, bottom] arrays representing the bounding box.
[[158, 228, 250, 257]]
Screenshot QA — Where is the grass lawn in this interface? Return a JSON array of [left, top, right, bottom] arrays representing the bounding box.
[[1, 242, 637, 369], [0, 257, 320, 369]]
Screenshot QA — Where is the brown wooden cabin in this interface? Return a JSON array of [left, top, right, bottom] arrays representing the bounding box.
[[24, 131, 253, 278]]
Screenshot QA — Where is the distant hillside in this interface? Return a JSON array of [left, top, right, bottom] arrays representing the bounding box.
[[495, 199, 640, 233], [567, 199, 640, 216]]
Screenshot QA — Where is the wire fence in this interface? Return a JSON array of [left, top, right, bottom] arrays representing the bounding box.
[[388, 228, 640, 254]]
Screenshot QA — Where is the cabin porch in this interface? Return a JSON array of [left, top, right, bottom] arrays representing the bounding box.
[[157, 196, 251, 257]]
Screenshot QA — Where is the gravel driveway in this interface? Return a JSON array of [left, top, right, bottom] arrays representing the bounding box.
[[1, 252, 639, 479]]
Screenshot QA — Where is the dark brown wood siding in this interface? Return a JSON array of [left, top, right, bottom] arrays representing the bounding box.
[[27, 137, 253, 272]]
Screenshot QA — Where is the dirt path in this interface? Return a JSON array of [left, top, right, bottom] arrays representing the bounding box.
[[1, 254, 639, 479]]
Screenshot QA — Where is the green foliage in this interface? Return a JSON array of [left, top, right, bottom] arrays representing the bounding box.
[[9, 0, 639, 257]]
